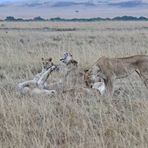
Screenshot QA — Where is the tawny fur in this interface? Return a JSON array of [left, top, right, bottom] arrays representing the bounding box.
[[59, 52, 84, 91], [59, 52, 105, 95], [84, 55, 148, 96]]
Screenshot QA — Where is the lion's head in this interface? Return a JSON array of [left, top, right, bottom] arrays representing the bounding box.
[[41, 57, 53, 70], [60, 52, 77, 66], [84, 66, 105, 88]]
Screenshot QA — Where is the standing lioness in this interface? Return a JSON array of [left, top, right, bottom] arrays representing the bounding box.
[[84, 55, 148, 95]]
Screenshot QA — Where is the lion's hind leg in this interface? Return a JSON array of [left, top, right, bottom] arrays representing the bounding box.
[[17, 80, 36, 94], [37, 66, 56, 89], [141, 76, 148, 89], [136, 69, 148, 89]]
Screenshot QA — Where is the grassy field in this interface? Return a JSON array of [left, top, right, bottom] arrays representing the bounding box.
[[0, 21, 148, 148]]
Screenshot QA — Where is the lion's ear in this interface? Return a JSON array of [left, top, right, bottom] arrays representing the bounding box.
[[84, 69, 89, 73], [48, 58, 52, 62]]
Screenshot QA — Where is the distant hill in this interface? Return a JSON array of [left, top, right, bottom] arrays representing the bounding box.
[[2, 16, 148, 22], [108, 0, 148, 8], [52, 1, 96, 7]]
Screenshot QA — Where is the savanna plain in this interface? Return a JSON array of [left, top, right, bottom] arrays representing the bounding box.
[[0, 21, 148, 148]]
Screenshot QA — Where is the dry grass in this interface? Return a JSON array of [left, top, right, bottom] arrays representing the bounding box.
[[0, 21, 148, 30], [0, 21, 148, 148]]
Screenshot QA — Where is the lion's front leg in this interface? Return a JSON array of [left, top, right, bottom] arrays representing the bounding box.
[[105, 77, 114, 96]]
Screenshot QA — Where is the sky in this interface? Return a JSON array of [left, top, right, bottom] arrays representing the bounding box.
[[0, 0, 148, 19]]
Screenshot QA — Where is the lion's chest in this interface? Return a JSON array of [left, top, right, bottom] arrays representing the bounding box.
[[64, 66, 83, 88]]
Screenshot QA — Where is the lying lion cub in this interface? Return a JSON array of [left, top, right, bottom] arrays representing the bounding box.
[[17, 57, 57, 96], [84, 55, 148, 96]]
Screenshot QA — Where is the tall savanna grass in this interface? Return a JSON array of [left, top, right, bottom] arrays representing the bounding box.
[[0, 21, 148, 148]]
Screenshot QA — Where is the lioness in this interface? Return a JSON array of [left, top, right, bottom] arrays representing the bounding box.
[[84, 55, 148, 96]]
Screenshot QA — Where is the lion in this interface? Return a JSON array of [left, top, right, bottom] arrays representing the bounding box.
[[84, 55, 148, 96], [59, 52, 81, 91], [17, 57, 57, 95], [43, 52, 87, 94], [59, 52, 106, 95]]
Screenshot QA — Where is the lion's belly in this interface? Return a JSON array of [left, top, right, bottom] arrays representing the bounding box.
[[115, 71, 130, 79], [113, 64, 136, 79]]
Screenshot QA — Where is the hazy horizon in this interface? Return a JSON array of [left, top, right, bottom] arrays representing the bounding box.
[[0, 0, 148, 19]]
